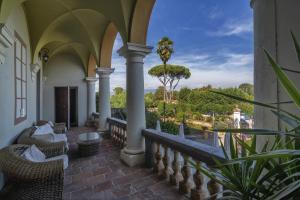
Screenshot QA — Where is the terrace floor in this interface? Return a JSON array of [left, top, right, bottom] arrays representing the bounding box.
[[63, 127, 187, 200]]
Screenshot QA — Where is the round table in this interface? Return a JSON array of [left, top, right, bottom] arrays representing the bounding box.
[[77, 132, 102, 157]]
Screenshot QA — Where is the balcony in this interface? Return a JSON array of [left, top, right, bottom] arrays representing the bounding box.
[[61, 118, 225, 200], [63, 126, 189, 200]]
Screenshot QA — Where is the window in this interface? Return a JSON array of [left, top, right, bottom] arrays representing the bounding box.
[[14, 33, 27, 124]]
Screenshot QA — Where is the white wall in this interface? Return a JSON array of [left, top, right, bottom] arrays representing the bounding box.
[[252, 0, 300, 149], [0, 5, 37, 188], [43, 53, 87, 126]]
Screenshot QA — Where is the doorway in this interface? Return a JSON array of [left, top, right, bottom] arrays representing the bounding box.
[[69, 87, 78, 127], [55, 87, 78, 128]]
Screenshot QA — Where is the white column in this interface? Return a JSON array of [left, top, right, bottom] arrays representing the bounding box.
[[118, 43, 152, 167], [85, 77, 98, 120], [96, 68, 114, 131], [251, 0, 300, 150]]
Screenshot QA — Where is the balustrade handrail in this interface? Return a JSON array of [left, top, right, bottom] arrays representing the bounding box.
[[107, 117, 127, 128], [142, 129, 226, 166]]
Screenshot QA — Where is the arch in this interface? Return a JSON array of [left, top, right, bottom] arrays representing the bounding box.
[[129, 0, 156, 44], [87, 54, 97, 77], [31, 9, 105, 64], [43, 41, 90, 74], [99, 22, 118, 68]]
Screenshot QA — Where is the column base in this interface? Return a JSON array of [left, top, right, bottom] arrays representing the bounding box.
[[120, 148, 145, 167]]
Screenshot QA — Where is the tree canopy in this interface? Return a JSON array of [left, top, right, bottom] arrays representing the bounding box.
[[148, 64, 191, 102]]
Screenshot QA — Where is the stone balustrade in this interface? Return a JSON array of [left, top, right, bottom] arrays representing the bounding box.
[[107, 117, 127, 148], [142, 129, 226, 200]]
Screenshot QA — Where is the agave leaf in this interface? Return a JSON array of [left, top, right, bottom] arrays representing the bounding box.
[[271, 110, 300, 128], [264, 49, 300, 109], [291, 31, 300, 64], [225, 150, 300, 165], [266, 179, 300, 200], [270, 101, 294, 105]]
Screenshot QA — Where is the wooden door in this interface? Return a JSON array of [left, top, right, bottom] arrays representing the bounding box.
[[55, 87, 69, 124]]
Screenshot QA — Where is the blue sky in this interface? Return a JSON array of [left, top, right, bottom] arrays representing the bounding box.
[[109, 0, 253, 91]]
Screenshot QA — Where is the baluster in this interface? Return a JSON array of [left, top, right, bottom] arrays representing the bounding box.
[[170, 150, 183, 187], [179, 155, 195, 195], [162, 146, 173, 181], [117, 126, 121, 146], [207, 175, 221, 200], [122, 128, 125, 147], [112, 125, 116, 143], [153, 143, 164, 175], [191, 161, 206, 200]]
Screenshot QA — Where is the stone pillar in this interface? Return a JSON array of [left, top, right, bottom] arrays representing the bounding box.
[[85, 77, 98, 120], [118, 43, 153, 167], [96, 68, 114, 131], [251, 0, 300, 150]]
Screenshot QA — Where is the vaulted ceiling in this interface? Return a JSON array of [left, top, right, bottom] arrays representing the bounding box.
[[0, 0, 155, 75]]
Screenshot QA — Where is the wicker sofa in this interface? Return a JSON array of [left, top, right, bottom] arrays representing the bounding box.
[[17, 127, 68, 154], [35, 120, 67, 134], [0, 144, 64, 200]]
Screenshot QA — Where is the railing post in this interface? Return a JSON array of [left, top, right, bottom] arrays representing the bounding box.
[[145, 136, 154, 168]]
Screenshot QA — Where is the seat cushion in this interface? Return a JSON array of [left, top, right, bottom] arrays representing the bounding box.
[[22, 145, 46, 162], [33, 124, 54, 136], [46, 154, 68, 169]]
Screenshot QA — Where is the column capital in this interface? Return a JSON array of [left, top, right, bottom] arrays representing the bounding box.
[[85, 76, 98, 82], [117, 42, 153, 58], [96, 67, 115, 78]]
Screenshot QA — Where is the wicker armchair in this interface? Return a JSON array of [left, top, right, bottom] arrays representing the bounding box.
[[17, 128, 68, 154], [0, 144, 64, 200], [35, 120, 67, 134]]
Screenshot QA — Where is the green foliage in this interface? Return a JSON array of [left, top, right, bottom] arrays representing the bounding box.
[[110, 88, 126, 108], [154, 86, 164, 101], [156, 37, 174, 64], [148, 64, 191, 79], [114, 87, 124, 95], [192, 134, 300, 199], [178, 86, 254, 116], [161, 121, 179, 135], [145, 92, 157, 108], [178, 87, 192, 102], [148, 64, 191, 102], [146, 111, 160, 129], [239, 83, 254, 96]]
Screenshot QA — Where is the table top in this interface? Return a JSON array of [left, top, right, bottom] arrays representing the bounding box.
[[77, 132, 102, 144]]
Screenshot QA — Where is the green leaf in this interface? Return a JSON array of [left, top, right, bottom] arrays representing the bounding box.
[[271, 110, 300, 128], [225, 150, 300, 165], [291, 31, 300, 64], [264, 49, 300, 109], [266, 179, 300, 200]]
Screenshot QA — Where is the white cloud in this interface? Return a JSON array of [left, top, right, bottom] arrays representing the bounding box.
[[207, 19, 253, 37], [109, 49, 253, 92]]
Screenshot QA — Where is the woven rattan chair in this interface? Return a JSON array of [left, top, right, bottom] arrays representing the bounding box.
[[35, 120, 67, 134], [0, 144, 64, 200], [17, 127, 68, 154]]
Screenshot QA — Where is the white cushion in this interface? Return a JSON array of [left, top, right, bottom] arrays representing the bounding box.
[[46, 155, 69, 169], [48, 121, 54, 127], [53, 133, 69, 150], [22, 145, 46, 162], [33, 124, 54, 136]]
